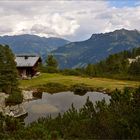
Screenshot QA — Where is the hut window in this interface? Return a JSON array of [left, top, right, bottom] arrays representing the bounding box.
[[25, 56, 28, 59]]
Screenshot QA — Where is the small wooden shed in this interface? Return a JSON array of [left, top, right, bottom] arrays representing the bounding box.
[[15, 54, 42, 78]]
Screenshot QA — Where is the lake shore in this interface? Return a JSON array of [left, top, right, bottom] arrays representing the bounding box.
[[20, 73, 140, 95], [0, 91, 35, 118]]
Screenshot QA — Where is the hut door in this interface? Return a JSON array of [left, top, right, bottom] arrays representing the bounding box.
[[22, 69, 27, 77]]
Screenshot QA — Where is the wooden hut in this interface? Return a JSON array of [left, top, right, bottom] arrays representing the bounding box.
[[15, 54, 42, 78]]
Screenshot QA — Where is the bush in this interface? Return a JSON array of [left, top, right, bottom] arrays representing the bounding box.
[[61, 69, 83, 76], [46, 66, 59, 73], [34, 82, 68, 93], [46, 82, 68, 93], [39, 65, 59, 73], [43, 66, 59, 73], [71, 83, 91, 95], [6, 91, 23, 105], [32, 90, 43, 99]]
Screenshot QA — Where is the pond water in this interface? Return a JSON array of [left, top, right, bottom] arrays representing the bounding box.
[[23, 91, 111, 124]]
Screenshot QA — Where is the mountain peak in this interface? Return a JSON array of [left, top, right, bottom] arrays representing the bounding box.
[[113, 28, 139, 34], [90, 28, 140, 40]]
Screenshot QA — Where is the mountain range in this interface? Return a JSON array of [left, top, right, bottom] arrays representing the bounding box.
[[52, 29, 140, 68], [0, 34, 70, 61], [0, 29, 140, 68]]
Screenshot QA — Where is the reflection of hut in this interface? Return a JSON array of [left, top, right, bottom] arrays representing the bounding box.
[[15, 54, 42, 78]]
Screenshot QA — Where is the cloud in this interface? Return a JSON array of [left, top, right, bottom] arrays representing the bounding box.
[[94, 6, 140, 33], [0, 26, 13, 34], [0, 1, 140, 41]]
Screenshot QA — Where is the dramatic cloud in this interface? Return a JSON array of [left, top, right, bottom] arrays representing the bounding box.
[[0, 1, 140, 41]]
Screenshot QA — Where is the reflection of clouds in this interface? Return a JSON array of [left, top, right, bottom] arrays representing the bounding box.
[[43, 92, 76, 110], [30, 103, 59, 114], [24, 91, 111, 124]]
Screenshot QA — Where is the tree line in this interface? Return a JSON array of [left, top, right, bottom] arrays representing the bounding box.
[[51, 47, 140, 81], [84, 47, 140, 80]]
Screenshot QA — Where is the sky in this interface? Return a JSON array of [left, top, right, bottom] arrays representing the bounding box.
[[0, 0, 140, 41]]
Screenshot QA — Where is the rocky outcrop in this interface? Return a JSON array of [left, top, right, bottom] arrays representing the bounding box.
[[0, 91, 32, 117], [22, 90, 34, 101], [0, 90, 41, 118], [4, 104, 27, 117]]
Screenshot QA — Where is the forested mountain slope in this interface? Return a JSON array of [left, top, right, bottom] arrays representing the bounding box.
[[0, 34, 69, 60], [52, 29, 140, 68]]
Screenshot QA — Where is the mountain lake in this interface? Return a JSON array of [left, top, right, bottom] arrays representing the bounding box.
[[23, 91, 111, 124]]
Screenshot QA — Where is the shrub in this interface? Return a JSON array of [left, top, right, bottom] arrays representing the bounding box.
[[6, 91, 23, 105], [32, 90, 43, 99], [61, 69, 83, 76], [46, 82, 68, 93], [34, 82, 68, 93], [39, 65, 59, 73], [46, 66, 59, 73], [71, 83, 91, 96]]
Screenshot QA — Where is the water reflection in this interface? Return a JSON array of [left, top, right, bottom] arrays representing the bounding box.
[[30, 104, 59, 113], [73, 90, 87, 96], [23, 91, 111, 124]]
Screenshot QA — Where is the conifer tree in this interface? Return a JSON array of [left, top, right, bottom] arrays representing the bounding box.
[[46, 55, 58, 68], [45, 55, 58, 73], [0, 45, 19, 94]]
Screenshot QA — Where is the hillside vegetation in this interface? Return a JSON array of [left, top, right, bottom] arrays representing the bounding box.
[[83, 47, 140, 80], [57, 47, 140, 81], [52, 29, 140, 68]]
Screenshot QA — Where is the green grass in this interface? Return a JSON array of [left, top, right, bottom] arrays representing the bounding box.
[[20, 73, 140, 93]]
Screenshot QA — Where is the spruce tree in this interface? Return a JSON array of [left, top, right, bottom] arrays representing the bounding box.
[[45, 55, 58, 73], [46, 55, 58, 68], [0, 45, 23, 104], [0, 45, 20, 94]]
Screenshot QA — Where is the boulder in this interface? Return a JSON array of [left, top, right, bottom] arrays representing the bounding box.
[[22, 90, 34, 101], [0, 93, 9, 113]]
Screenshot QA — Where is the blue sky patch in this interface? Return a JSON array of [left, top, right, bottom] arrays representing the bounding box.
[[109, 0, 139, 8]]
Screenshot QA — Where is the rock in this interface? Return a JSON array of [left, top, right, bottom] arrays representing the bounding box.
[[0, 108, 3, 113], [9, 111, 14, 117], [0, 92, 28, 118], [0, 93, 9, 113], [10, 105, 19, 111], [3, 104, 27, 118], [0, 93, 9, 106], [22, 90, 34, 101], [12, 103, 27, 118], [4, 106, 10, 115]]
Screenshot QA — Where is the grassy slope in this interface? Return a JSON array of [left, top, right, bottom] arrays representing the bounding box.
[[20, 73, 140, 92]]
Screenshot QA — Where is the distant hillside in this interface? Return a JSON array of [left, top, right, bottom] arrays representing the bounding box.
[[84, 47, 140, 80], [52, 29, 140, 68], [0, 34, 70, 59]]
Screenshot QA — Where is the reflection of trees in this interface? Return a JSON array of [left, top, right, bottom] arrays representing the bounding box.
[[32, 92, 43, 99], [71, 83, 89, 96], [73, 90, 87, 96]]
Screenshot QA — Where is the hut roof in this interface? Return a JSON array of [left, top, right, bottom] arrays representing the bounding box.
[[15, 55, 41, 67]]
